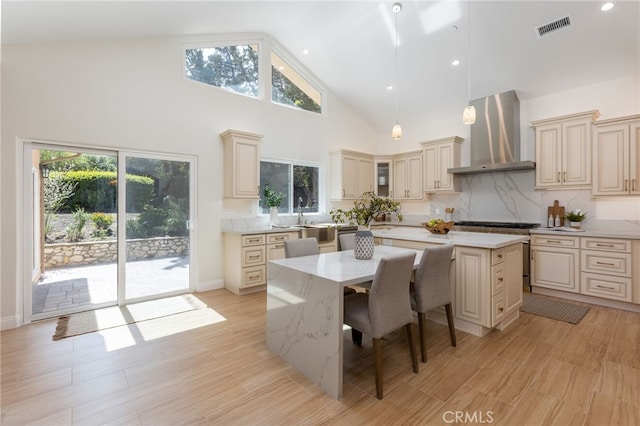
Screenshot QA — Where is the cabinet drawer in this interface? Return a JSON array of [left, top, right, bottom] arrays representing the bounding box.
[[531, 235, 579, 248], [242, 246, 265, 267], [242, 234, 266, 246], [267, 232, 295, 244], [491, 248, 505, 265], [581, 272, 632, 302], [492, 293, 506, 325], [242, 266, 266, 288], [492, 264, 505, 295], [581, 238, 630, 252], [581, 250, 631, 276]]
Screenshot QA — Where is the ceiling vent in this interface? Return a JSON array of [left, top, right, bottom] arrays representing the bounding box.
[[536, 15, 572, 38]]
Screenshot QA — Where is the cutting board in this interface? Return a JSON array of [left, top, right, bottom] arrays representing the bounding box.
[[547, 200, 565, 227]]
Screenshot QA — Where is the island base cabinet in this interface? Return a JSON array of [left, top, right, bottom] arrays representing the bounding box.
[[455, 244, 523, 331], [455, 247, 491, 328]]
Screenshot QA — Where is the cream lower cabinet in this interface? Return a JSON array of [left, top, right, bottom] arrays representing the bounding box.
[[530, 235, 580, 293], [225, 231, 298, 295], [580, 237, 633, 302], [592, 115, 640, 196], [455, 244, 523, 328]]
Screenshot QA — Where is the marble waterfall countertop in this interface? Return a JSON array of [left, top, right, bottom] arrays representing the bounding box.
[[371, 227, 529, 249]]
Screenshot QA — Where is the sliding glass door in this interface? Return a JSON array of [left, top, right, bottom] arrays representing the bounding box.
[[24, 142, 195, 321], [120, 153, 194, 302]]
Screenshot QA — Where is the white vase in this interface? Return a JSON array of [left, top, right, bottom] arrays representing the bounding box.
[[354, 225, 374, 260], [270, 207, 279, 225], [570, 221, 581, 229]]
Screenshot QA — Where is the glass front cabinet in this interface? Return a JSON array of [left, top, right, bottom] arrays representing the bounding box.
[[375, 159, 391, 197]]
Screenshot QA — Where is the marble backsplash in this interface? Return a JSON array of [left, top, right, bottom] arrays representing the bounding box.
[[428, 169, 640, 232]]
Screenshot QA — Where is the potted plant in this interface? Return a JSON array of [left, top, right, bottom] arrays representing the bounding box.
[[329, 191, 403, 228], [566, 209, 587, 229], [263, 184, 285, 225]]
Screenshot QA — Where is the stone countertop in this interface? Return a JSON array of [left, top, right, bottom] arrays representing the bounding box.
[[530, 225, 640, 240], [371, 227, 529, 249], [222, 223, 342, 236]]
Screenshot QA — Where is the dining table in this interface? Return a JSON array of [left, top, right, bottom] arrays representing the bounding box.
[[265, 245, 424, 399]]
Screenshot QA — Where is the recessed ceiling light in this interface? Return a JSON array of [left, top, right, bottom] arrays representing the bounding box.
[[452, 59, 461, 66], [302, 48, 309, 55], [601, 1, 615, 11], [278, 65, 284, 71], [386, 85, 394, 90], [450, 25, 458, 31]]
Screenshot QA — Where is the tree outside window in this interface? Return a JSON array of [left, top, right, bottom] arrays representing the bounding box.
[[260, 161, 319, 215]]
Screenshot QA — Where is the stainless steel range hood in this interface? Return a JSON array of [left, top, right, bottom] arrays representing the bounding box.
[[448, 90, 535, 175]]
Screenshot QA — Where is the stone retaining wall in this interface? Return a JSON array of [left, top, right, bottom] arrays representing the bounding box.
[[44, 237, 189, 269]]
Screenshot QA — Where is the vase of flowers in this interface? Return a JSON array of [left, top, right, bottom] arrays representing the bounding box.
[[263, 184, 285, 225], [566, 209, 587, 229], [330, 192, 403, 260]]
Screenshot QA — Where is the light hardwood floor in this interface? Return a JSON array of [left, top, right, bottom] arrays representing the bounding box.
[[2, 289, 639, 425]]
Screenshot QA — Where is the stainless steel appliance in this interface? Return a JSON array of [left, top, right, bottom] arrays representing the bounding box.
[[454, 221, 540, 290]]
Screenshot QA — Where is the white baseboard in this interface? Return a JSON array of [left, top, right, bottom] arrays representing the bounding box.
[[196, 279, 224, 293], [1, 315, 21, 330]]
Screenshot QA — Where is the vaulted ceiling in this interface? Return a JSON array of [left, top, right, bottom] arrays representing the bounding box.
[[3, 1, 639, 135]]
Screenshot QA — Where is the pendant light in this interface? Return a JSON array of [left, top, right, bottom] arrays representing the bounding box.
[[392, 2, 402, 140], [462, 0, 476, 125]]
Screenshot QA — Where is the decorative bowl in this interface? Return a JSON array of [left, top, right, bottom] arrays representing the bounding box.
[[422, 221, 454, 234]]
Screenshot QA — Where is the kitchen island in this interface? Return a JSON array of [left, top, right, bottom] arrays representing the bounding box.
[[266, 229, 528, 398], [266, 245, 423, 399], [371, 227, 529, 337]]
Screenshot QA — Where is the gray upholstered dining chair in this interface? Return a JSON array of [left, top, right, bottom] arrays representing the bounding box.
[[339, 233, 355, 250], [343, 251, 418, 399], [284, 237, 320, 258], [284, 238, 357, 296], [410, 244, 456, 363]]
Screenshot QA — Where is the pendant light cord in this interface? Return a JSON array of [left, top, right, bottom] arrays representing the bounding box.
[[395, 5, 399, 123], [467, 0, 471, 104]]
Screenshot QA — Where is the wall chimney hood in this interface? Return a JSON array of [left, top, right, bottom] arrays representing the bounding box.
[[448, 90, 535, 175]]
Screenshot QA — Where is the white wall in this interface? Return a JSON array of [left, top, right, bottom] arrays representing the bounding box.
[[0, 35, 378, 327], [2, 34, 639, 327]]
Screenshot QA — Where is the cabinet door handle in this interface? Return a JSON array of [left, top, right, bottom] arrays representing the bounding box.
[[343, 189, 345, 197], [546, 240, 563, 244], [249, 255, 261, 259], [273, 236, 285, 241], [595, 284, 616, 291], [248, 238, 261, 243], [595, 261, 616, 267], [248, 274, 260, 280], [632, 179, 637, 191], [563, 171, 566, 183], [557, 172, 561, 183], [497, 254, 503, 259], [498, 277, 504, 282], [624, 179, 629, 192], [595, 243, 615, 248], [498, 307, 504, 312], [273, 244, 284, 249]]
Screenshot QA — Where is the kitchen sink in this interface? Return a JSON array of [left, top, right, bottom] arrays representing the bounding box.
[[289, 223, 336, 243]]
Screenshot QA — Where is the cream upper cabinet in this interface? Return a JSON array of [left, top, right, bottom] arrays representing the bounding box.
[[392, 151, 423, 199], [421, 136, 463, 194], [592, 115, 640, 196], [374, 158, 392, 197], [221, 129, 262, 199], [330, 150, 374, 200], [532, 110, 600, 189]]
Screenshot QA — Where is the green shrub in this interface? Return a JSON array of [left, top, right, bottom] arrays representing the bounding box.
[[56, 171, 153, 213], [126, 218, 147, 239], [91, 212, 114, 229], [66, 208, 89, 242]]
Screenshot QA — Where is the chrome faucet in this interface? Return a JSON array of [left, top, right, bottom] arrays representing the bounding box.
[[297, 197, 303, 224]]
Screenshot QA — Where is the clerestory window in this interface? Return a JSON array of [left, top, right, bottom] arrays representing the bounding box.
[[271, 51, 322, 114], [185, 44, 260, 98]]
